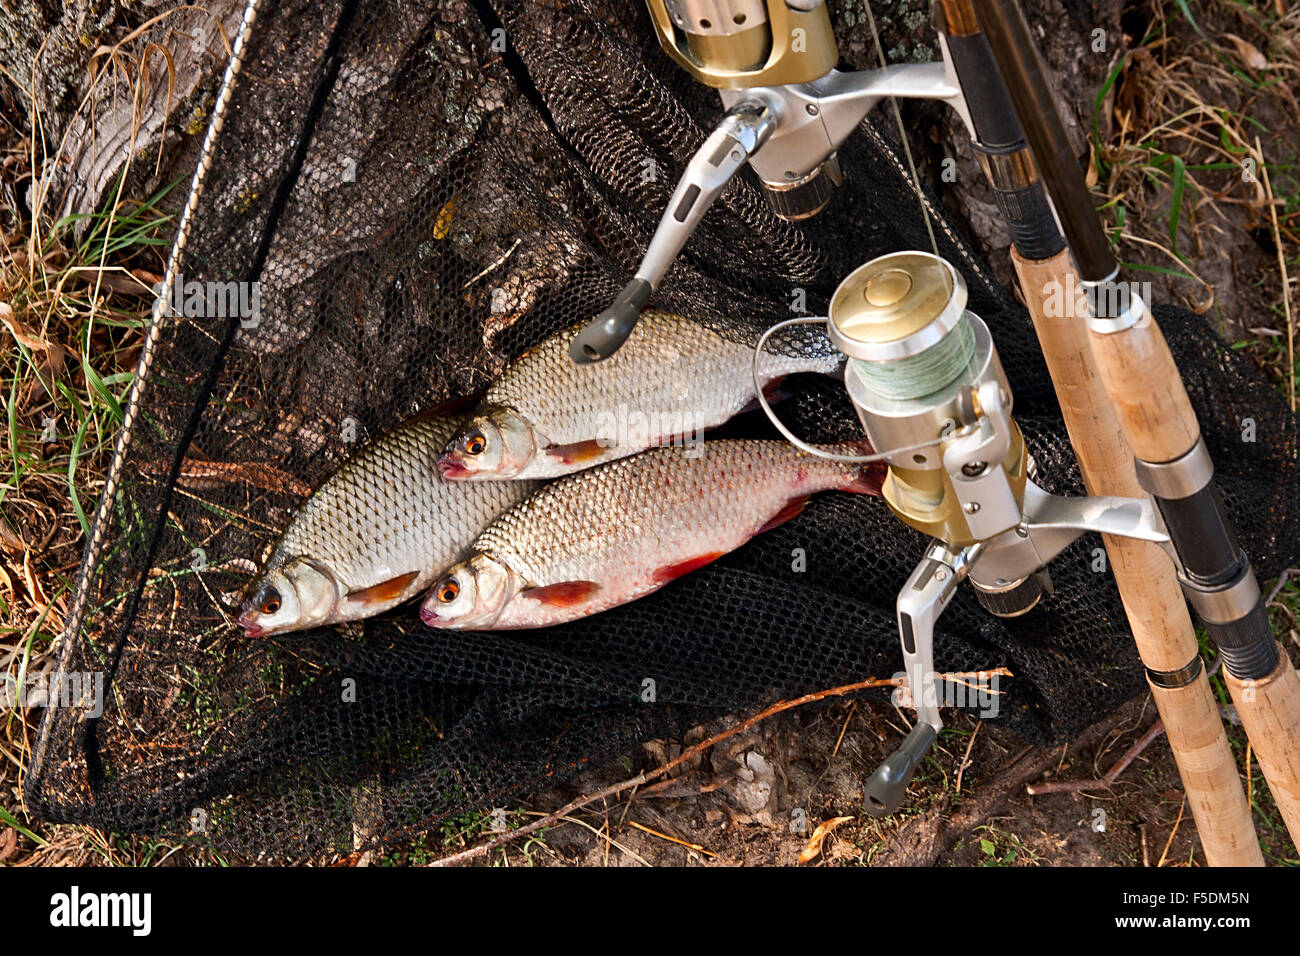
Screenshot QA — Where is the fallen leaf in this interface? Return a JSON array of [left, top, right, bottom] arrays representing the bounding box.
[[1224, 34, 1268, 71], [0, 301, 49, 351], [137, 458, 313, 497], [80, 269, 155, 297], [31, 343, 67, 401], [433, 193, 458, 240], [0, 519, 24, 554], [798, 815, 853, 864]]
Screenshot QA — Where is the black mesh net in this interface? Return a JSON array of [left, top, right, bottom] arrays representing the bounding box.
[[24, 0, 1300, 862]]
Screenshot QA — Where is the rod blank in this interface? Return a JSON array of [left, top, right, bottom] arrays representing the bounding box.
[[969, 0, 1116, 282]]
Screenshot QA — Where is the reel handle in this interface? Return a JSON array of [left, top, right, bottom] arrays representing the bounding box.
[[570, 280, 651, 364], [865, 723, 937, 817]]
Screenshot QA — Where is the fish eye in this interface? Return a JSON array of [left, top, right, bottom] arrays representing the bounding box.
[[465, 434, 486, 456], [437, 579, 460, 603], [258, 587, 281, 615]]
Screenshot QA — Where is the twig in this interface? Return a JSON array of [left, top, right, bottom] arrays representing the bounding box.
[[429, 667, 1012, 866], [1257, 136, 1295, 411], [830, 701, 856, 762], [627, 820, 715, 858], [461, 238, 522, 289], [1265, 567, 1299, 608], [1157, 795, 1187, 868], [1026, 718, 1166, 795], [955, 721, 981, 796]]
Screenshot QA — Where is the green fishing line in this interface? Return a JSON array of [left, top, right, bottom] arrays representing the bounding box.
[[850, 313, 975, 402]]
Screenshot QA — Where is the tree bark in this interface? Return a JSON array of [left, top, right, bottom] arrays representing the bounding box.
[[1, 0, 244, 225]]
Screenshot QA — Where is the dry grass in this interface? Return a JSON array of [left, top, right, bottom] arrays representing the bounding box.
[[0, 17, 205, 864]]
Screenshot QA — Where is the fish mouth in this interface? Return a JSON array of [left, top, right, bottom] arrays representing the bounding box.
[[436, 452, 473, 479], [236, 609, 266, 638], [419, 602, 454, 628]]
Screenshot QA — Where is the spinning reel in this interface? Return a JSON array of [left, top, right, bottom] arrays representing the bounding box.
[[749, 251, 1174, 812], [570, 0, 972, 364], [811, 251, 1174, 813]]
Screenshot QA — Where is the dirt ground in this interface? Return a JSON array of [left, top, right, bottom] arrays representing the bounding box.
[[416, 683, 1280, 867]]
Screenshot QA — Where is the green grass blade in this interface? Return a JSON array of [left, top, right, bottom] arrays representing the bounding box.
[[0, 807, 47, 847], [68, 416, 94, 537], [1121, 260, 1197, 281], [1092, 54, 1127, 176], [1168, 155, 1187, 254], [1171, 0, 1206, 37]]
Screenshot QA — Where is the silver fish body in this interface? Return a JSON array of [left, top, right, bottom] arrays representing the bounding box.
[[420, 439, 881, 630], [238, 413, 538, 637], [437, 310, 842, 481]]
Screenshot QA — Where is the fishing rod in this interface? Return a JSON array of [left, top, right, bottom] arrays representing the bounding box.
[[569, 0, 1298, 863], [966, 0, 1299, 854], [935, 0, 1272, 865]]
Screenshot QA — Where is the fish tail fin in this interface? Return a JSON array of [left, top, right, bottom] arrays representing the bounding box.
[[828, 440, 884, 495], [739, 376, 790, 414], [843, 463, 886, 495]]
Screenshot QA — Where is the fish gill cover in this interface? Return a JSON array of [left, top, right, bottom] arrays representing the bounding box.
[[23, 0, 1300, 861]]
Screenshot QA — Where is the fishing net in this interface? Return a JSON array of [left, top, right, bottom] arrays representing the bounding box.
[[24, 0, 1299, 862]]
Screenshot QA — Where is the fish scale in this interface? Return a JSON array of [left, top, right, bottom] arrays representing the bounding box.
[[422, 439, 882, 630], [494, 312, 834, 445], [439, 310, 843, 480], [244, 413, 537, 635]]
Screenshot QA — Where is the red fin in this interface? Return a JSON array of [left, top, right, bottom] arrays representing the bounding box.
[[345, 570, 421, 606], [841, 456, 886, 495], [739, 377, 789, 414], [757, 496, 809, 534], [653, 551, 726, 584], [544, 439, 606, 465], [831, 441, 886, 495], [522, 580, 601, 607], [843, 465, 886, 495]]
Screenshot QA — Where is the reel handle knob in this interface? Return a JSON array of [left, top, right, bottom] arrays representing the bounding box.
[[570, 279, 652, 363], [864, 722, 937, 817]]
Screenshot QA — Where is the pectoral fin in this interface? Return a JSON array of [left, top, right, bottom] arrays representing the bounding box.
[[544, 439, 606, 465], [756, 496, 809, 534], [521, 580, 601, 607], [345, 570, 421, 607], [739, 376, 790, 414]]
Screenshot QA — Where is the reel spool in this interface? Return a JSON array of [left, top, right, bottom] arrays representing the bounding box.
[[647, 0, 837, 89], [646, 0, 843, 219], [827, 251, 1047, 617]]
